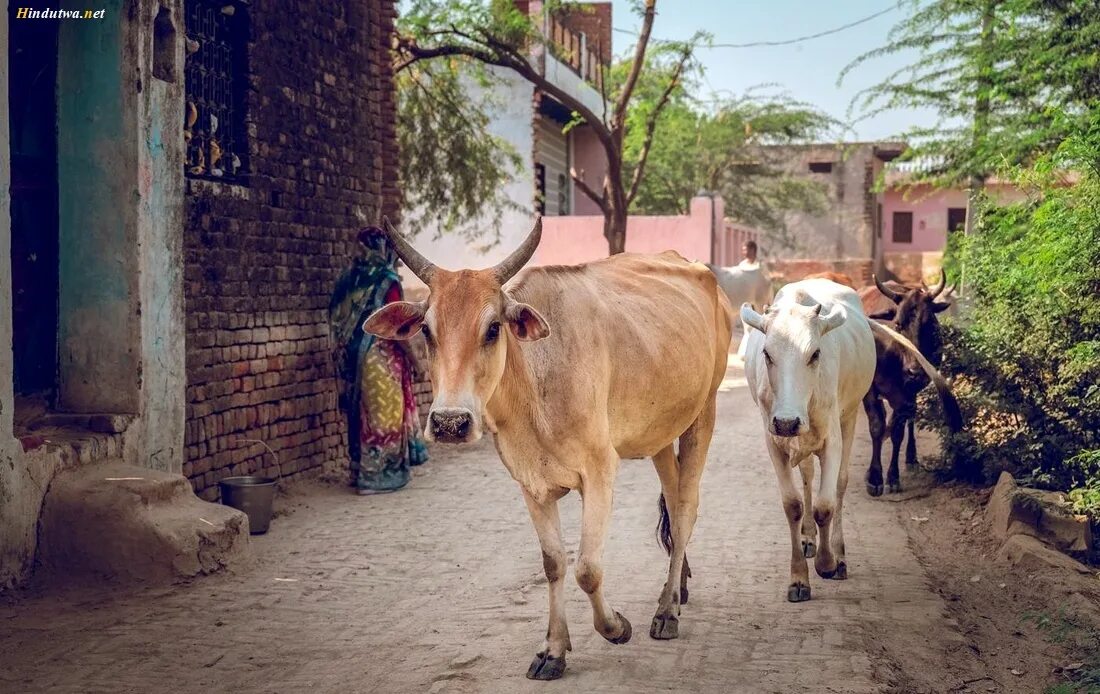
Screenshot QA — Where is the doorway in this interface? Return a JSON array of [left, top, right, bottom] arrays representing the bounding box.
[[9, 18, 59, 399]]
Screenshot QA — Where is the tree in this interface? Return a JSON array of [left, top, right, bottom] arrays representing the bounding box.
[[395, 0, 698, 254], [841, 0, 1100, 190], [623, 83, 833, 244]]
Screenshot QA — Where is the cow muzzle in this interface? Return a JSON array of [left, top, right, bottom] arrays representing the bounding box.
[[428, 407, 479, 444], [771, 416, 802, 438]]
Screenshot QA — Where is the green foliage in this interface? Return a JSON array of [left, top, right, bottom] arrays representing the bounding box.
[[397, 60, 523, 248], [623, 84, 834, 238], [925, 125, 1100, 494], [842, 0, 1100, 186]]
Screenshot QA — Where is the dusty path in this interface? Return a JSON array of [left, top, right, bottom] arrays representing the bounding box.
[[0, 364, 1066, 693]]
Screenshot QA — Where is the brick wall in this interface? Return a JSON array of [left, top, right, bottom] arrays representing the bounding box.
[[183, 0, 400, 499], [558, 2, 613, 65]]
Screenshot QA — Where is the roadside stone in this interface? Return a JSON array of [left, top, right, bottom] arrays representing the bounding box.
[[986, 472, 1094, 554], [995, 534, 1094, 575]]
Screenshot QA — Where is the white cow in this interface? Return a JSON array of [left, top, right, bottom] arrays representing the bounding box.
[[707, 263, 772, 355], [740, 278, 949, 602]]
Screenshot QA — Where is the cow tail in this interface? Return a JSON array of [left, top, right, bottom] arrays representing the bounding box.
[[867, 320, 964, 431], [656, 493, 673, 556]]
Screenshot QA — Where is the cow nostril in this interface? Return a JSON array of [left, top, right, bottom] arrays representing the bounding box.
[[772, 417, 801, 436], [430, 410, 474, 440]]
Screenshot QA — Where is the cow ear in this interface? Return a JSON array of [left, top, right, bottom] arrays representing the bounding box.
[[816, 304, 846, 336], [931, 301, 952, 313], [362, 301, 426, 340], [740, 303, 767, 333], [504, 302, 550, 342]]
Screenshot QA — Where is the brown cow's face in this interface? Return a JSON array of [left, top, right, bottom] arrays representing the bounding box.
[[363, 269, 549, 444]]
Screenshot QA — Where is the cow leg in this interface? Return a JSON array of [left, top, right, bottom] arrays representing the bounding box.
[[652, 445, 688, 603], [905, 418, 919, 467], [886, 401, 912, 493], [863, 390, 886, 497], [798, 457, 817, 559], [825, 412, 857, 580], [576, 457, 632, 647], [521, 489, 572, 681], [767, 437, 811, 602], [814, 421, 844, 579], [651, 395, 714, 638]]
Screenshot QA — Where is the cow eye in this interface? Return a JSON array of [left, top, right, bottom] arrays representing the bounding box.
[[484, 321, 501, 345], [763, 349, 774, 365], [809, 349, 821, 365], [420, 324, 433, 346]]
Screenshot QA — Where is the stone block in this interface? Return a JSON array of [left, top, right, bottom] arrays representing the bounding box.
[[986, 471, 1094, 554], [38, 461, 249, 584]]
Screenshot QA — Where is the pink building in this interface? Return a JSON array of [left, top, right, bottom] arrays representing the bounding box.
[[881, 176, 1027, 253]]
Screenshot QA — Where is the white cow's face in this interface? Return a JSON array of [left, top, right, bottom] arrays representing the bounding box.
[[741, 302, 846, 437]]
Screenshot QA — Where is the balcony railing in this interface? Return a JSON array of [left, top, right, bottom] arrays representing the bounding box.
[[546, 16, 605, 93]]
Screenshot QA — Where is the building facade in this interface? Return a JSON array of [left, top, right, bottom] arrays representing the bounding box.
[[400, 1, 611, 289], [2, 0, 399, 587]]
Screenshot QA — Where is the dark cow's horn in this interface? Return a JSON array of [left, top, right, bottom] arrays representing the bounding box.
[[927, 268, 947, 299], [874, 274, 903, 303], [493, 216, 542, 284], [382, 217, 437, 284]]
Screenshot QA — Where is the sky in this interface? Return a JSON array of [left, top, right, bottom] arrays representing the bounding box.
[[607, 0, 938, 142]]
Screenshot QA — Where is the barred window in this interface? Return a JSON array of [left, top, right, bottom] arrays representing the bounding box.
[[184, 0, 248, 182]]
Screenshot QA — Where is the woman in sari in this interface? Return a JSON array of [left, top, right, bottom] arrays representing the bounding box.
[[329, 227, 429, 494]]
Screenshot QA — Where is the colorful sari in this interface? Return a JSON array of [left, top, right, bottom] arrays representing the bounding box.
[[329, 229, 428, 493]]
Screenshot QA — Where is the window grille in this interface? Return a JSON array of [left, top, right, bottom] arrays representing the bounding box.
[[184, 0, 248, 182]]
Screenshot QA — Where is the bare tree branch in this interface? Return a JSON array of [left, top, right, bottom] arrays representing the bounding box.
[[614, 0, 657, 126], [570, 167, 608, 210], [627, 47, 690, 205]]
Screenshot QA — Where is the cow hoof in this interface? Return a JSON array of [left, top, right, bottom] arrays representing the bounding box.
[[526, 652, 566, 680], [802, 540, 817, 558], [817, 559, 847, 579], [787, 582, 811, 602], [832, 561, 848, 580], [906, 457, 919, 468], [888, 482, 902, 494], [605, 612, 632, 645], [649, 613, 679, 640], [680, 585, 689, 605], [866, 482, 884, 497]]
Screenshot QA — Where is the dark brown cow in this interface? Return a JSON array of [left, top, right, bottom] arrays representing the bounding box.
[[858, 271, 962, 495]]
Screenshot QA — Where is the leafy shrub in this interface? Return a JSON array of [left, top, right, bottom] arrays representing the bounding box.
[[922, 126, 1100, 503]]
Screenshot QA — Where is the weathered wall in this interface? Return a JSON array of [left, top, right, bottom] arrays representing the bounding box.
[[763, 143, 897, 261], [0, 6, 26, 588], [184, 0, 401, 498], [56, 0, 141, 414], [136, 0, 187, 471], [570, 123, 606, 216]]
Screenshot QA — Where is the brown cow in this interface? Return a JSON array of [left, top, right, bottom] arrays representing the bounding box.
[[858, 271, 960, 495], [804, 271, 857, 289], [363, 219, 734, 680]]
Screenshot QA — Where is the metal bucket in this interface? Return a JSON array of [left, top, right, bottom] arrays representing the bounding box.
[[219, 476, 276, 534]]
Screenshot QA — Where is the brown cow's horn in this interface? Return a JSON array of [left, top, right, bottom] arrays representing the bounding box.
[[493, 216, 542, 284], [382, 217, 436, 284], [928, 268, 947, 299], [874, 274, 903, 303]]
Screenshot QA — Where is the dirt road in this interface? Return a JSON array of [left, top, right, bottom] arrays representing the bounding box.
[[0, 364, 1083, 692]]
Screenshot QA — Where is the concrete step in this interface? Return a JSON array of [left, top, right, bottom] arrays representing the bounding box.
[[37, 461, 250, 584]]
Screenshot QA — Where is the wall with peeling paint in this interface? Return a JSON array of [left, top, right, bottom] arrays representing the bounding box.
[[1, 0, 188, 588]]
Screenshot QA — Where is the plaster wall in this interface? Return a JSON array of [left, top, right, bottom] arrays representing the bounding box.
[[56, 0, 141, 414], [882, 182, 1027, 253]]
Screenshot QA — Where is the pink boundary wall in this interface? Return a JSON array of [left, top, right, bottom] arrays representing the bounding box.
[[534, 196, 758, 266]]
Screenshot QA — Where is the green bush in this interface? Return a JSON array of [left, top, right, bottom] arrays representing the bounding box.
[[924, 127, 1100, 504]]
